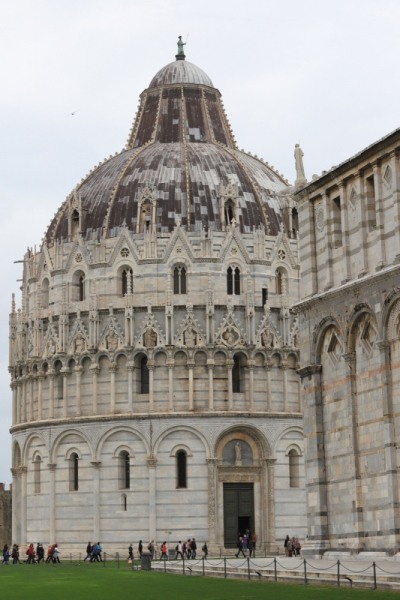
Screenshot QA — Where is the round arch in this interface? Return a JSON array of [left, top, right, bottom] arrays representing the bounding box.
[[213, 424, 271, 460], [153, 424, 211, 458], [50, 428, 94, 463], [96, 425, 151, 461], [22, 431, 47, 464]]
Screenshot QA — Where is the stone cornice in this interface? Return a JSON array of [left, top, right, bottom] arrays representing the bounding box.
[[10, 410, 302, 434]]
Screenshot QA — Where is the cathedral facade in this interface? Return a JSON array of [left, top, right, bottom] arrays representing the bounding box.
[[295, 127, 400, 556], [9, 49, 305, 552]]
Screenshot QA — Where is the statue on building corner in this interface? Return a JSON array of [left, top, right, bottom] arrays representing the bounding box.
[[294, 144, 307, 187]]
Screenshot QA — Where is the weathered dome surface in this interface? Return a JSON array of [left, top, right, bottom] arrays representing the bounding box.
[[149, 60, 214, 88], [46, 54, 288, 244]]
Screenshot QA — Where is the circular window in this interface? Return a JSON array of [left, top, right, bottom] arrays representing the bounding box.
[[277, 249, 286, 261], [75, 253, 83, 263], [121, 248, 130, 258]]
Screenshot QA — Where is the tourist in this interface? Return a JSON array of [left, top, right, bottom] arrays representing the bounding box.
[[97, 542, 103, 562], [235, 537, 246, 558], [2, 546, 10, 565], [26, 543, 35, 564], [53, 545, 60, 563], [182, 540, 187, 558], [242, 533, 248, 552], [202, 542, 208, 558], [147, 540, 154, 558], [247, 535, 253, 557], [191, 538, 197, 560], [12, 544, 20, 565], [128, 543, 133, 562], [138, 540, 143, 557], [84, 542, 92, 562], [175, 541, 183, 560], [251, 533, 257, 555], [294, 538, 301, 556], [161, 541, 167, 559], [37, 543, 44, 563], [284, 535, 290, 556], [287, 538, 293, 558], [45, 546, 52, 563], [90, 543, 99, 562]]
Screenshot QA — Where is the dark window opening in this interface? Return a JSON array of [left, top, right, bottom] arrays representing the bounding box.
[[79, 275, 85, 301], [234, 268, 240, 295], [227, 267, 240, 295], [177, 451, 187, 488], [291, 208, 298, 238], [122, 269, 133, 296], [225, 204, 234, 225], [262, 288, 268, 306], [174, 266, 187, 294], [332, 196, 342, 247], [140, 357, 149, 394], [232, 355, 241, 393], [289, 450, 300, 488], [122, 494, 127, 511], [71, 210, 80, 239], [366, 175, 377, 230], [70, 453, 79, 491], [227, 267, 233, 295], [124, 453, 130, 489]]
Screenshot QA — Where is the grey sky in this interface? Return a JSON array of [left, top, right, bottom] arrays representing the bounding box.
[[0, 0, 399, 480]]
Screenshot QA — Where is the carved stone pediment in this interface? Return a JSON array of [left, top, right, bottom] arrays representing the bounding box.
[[218, 466, 260, 483]]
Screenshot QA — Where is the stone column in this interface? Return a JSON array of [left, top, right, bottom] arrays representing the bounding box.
[[11, 467, 18, 543], [127, 362, 134, 412], [338, 181, 351, 283], [109, 362, 117, 414], [280, 362, 288, 412], [90, 365, 100, 414], [148, 361, 155, 412], [147, 458, 157, 542], [248, 360, 255, 411], [61, 369, 70, 418], [29, 376, 34, 421], [167, 359, 175, 412], [16, 381, 22, 424], [91, 461, 102, 541], [188, 359, 195, 411], [74, 366, 83, 416], [390, 151, 400, 263], [20, 465, 27, 546], [265, 459, 277, 548], [355, 171, 368, 277], [48, 371, 56, 419], [206, 458, 219, 552], [372, 161, 386, 270], [11, 382, 17, 425], [298, 364, 330, 556], [207, 359, 215, 411], [22, 377, 27, 422], [226, 359, 234, 411], [264, 361, 272, 411], [37, 373, 44, 420], [322, 191, 334, 290], [48, 463, 57, 543]]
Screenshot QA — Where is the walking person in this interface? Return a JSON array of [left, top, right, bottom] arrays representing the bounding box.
[[84, 542, 92, 562], [128, 543, 133, 562], [186, 540, 191, 559], [161, 542, 167, 559], [182, 541, 187, 558], [45, 546, 52, 563], [284, 535, 290, 557], [2, 545, 10, 565], [26, 543, 35, 564], [138, 540, 143, 558], [294, 538, 301, 556], [97, 542, 103, 562], [147, 540, 154, 559], [247, 536, 253, 558], [12, 544, 20, 565], [53, 545, 61, 563], [242, 533, 248, 552], [202, 542, 208, 558], [251, 533, 257, 556], [190, 538, 197, 560], [37, 544, 44, 563], [235, 537, 246, 558], [175, 541, 183, 560]]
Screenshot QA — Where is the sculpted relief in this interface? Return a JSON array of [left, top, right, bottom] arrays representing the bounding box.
[[74, 333, 86, 354], [221, 326, 240, 347], [106, 328, 119, 351], [144, 328, 157, 348]]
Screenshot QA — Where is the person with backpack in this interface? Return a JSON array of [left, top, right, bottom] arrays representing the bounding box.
[[160, 542, 167, 559], [11, 544, 20, 565], [128, 543, 133, 562], [138, 540, 143, 557], [235, 537, 246, 558], [202, 542, 208, 558], [2, 546, 10, 565], [294, 538, 301, 556], [175, 541, 183, 560], [26, 543, 35, 564], [182, 541, 187, 558], [37, 543, 44, 563], [52, 545, 60, 563], [84, 542, 92, 562], [96, 542, 103, 562], [147, 540, 154, 558], [190, 538, 197, 560]]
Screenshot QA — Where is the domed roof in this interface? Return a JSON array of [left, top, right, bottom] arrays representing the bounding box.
[[149, 60, 214, 88], [46, 49, 288, 245]]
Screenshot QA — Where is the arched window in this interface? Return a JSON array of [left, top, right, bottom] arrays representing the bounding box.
[[34, 456, 41, 494], [176, 451, 187, 489], [140, 202, 152, 232], [232, 355, 241, 393], [225, 203, 234, 226], [174, 266, 187, 294], [70, 452, 79, 491], [121, 493, 127, 511], [288, 449, 300, 488], [140, 357, 149, 394], [79, 275, 85, 301], [262, 288, 268, 306], [119, 451, 130, 489], [122, 269, 133, 296], [55, 361, 63, 401], [291, 207, 298, 238], [42, 279, 49, 309], [71, 209, 80, 239], [276, 269, 287, 296], [227, 267, 240, 295]]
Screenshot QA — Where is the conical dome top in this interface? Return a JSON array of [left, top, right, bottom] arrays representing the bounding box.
[[149, 60, 214, 89]]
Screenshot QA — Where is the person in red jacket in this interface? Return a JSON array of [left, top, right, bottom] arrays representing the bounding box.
[[161, 542, 167, 559], [26, 544, 35, 564]]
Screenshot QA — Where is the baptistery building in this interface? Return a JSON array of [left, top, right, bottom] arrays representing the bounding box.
[[9, 45, 305, 552]]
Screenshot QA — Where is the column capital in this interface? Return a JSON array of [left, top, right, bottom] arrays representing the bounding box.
[[187, 360, 195, 369], [20, 465, 28, 474], [47, 463, 57, 471], [207, 359, 215, 369], [225, 359, 234, 369], [47, 370, 57, 379], [60, 368, 71, 377], [90, 365, 101, 375], [342, 351, 356, 363], [247, 360, 255, 370], [206, 458, 219, 465], [90, 461, 102, 470], [147, 458, 157, 468], [264, 457, 277, 466], [37, 371, 46, 380], [166, 359, 175, 369], [297, 364, 321, 379], [108, 362, 118, 373], [377, 340, 390, 350], [147, 361, 155, 371], [74, 366, 84, 375], [126, 361, 135, 371], [10, 467, 19, 477]]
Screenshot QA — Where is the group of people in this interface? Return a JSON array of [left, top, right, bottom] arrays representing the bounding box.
[[235, 530, 257, 558], [130, 539, 208, 561], [2, 543, 60, 564], [83, 542, 103, 562], [284, 535, 301, 556]]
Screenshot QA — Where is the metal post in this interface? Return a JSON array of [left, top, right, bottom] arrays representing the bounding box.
[[104, 552, 106, 567], [224, 557, 226, 578], [304, 559, 307, 585], [202, 556, 205, 576], [337, 560, 340, 586], [117, 552, 120, 569], [247, 556, 250, 580], [274, 557, 277, 582], [164, 558, 166, 573], [373, 561, 377, 590], [183, 556, 185, 575]]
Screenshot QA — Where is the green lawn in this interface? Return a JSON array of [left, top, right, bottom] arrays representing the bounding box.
[[0, 561, 397, 600]]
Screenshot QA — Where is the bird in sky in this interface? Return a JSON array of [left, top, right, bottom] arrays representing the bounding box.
[[67, 110, 79, 116]]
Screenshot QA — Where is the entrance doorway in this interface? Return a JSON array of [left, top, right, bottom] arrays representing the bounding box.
[[223, 482, 254, 548]]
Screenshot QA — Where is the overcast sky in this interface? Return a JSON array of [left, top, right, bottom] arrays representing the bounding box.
[[0, 0, 399, 480]]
